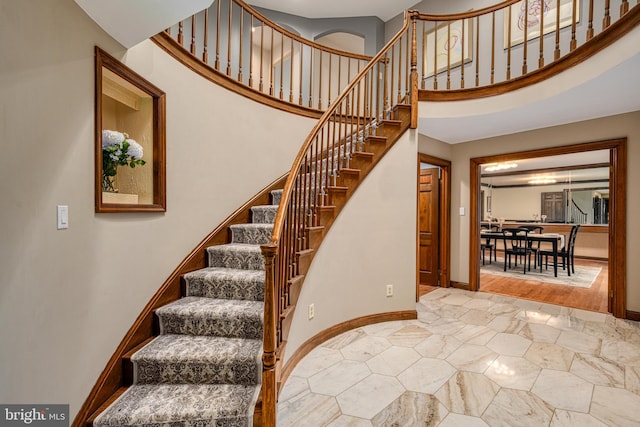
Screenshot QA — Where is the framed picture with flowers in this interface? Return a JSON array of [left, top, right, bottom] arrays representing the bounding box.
[[95, 47, 166, 212]]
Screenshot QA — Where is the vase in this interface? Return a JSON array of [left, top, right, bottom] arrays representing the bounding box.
[[102, 174, 117, 193]]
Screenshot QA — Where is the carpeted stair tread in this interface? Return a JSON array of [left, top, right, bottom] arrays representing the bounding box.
[[92, 383, 259, 427], [184, 267, 264, 301], [270, 189, 282, 205], [250, 205, 278, 224], [156, 297, 263, 339], [132, 335, 262, 385], [207, 243, 264, 270], [229, 223, 273, 245]]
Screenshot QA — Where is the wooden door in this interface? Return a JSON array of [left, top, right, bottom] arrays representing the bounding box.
[[541, 192, 565, 222], [419, 167, 440, 285]]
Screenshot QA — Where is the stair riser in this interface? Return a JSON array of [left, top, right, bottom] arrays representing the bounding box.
[[208, 249, 265, 270], [251, 206, 278, 224], [158, 315, 263, 339], [230, 225, 273, 245], [185, 274, 264, 301], [133, 359, 260, 385], [271, 190, 283, 205]]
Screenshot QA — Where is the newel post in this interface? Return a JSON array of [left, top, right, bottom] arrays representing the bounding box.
[[261, 242, 278, 427], [410, 11, 419, 129]]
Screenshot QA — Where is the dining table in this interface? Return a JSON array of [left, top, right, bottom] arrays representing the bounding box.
[[480, 231, 566, 277]]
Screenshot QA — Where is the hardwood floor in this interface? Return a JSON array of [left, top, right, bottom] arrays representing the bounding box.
[[418, 258, 609, 313], [479, 257, 609, 313]]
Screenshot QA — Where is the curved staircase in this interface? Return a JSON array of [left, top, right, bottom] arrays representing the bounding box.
[[91, 190, 282, 427]]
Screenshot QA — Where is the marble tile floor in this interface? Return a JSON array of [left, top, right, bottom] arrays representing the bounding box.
[[276, 287, 640, 426]]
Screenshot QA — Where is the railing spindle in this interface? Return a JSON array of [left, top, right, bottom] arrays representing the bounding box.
[[259, 23, 264, 92], [390, 44, 396, 105], [289, 38, 294, 103], [328, 54, 333, 106], [405, 30, 410, 99], [570, 0, 578, 51], [554, 0, 561, 59], [433, 23, 438, 89], [522, 0, 528, 75], [491, 12, 496, 83], [539, 0, 545, 68], [384, 54, 390, 114], [507, 6, 512, 79], [191, 15, 196, 55], [269, 26, 274, 96], [475, 16, 480, 86], [587, 0, 595, 40], [421, 21, 427, 89], [238, 6, 244, 82], [203, 9, 209, 63], [280, 32, 284, 100], [318, 51, 323, 109], [603, 0, 612, 29], [298, 41, 303, 105], [249, 16, 254, 87], [398, 37, 404, 101], [461, 18, 466, 88], [178, 21, 184, 46], [446, 22, 451, 89], [621, 0, 630, 15], [308, 49, 313, 108], [227, 0, 232, 76], [215, 0, 220, 70]]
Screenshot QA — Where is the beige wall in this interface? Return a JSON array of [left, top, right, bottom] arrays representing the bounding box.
[[442, 111, 640, 311], [418, 133, 452, 161], [0, 0, 315, 417], [285, 130, 418, 364]]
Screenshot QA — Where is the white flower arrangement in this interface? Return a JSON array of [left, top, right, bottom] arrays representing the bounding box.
[[101, 130, 146, 192]]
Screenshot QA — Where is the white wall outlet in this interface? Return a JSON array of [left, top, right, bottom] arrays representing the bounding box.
[[386, 284, 394, 297], [308, 303, 315, 319], [57, 205, 69, 230]]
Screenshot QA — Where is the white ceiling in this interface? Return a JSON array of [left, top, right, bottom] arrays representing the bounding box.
[[247, 0, 417, 21], [419, 51, 640, 144]]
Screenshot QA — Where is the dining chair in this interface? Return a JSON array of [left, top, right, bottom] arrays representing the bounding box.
[[502, 228, 533, 274], [538, 224, 580, 276], [480, 224, 499, 265], [518, 225, 543, 270]]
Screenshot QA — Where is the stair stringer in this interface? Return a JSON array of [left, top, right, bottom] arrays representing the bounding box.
[[73, 175, 287, 427], [272, 105, 413, 387]]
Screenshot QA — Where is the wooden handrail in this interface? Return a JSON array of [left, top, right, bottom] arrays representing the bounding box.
[[260, 10, 416, 425]]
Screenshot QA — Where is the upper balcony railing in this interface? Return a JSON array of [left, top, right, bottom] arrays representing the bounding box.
[[156, 0, 371, 114], [416, 0, 639, 98], [155, 0, 638, 109]]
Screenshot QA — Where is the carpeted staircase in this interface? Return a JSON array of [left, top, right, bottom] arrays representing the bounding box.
[[93, 189, 282, 427]]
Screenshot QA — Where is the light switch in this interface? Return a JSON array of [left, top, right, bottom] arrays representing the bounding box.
[[57, 205, 69, 229], [459, 207, 465, 216]]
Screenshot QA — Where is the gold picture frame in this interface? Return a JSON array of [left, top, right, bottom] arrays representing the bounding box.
[[504, 0, 580, 48], [424, 18, 474, 78]]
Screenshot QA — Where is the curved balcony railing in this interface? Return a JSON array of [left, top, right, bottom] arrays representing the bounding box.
[[415, 0, 639, 98], [155, 0, 638, 109], [159, 0, 371, 112]]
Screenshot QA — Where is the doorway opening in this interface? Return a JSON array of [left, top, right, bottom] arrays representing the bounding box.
[[417, 154, 451, 301], [469, 138, 627, 318]]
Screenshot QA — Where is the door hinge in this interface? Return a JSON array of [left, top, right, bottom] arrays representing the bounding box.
[[609, 290, 614, 299]]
